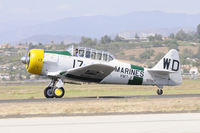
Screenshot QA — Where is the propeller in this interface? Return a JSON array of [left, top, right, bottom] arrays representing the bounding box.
[[21, 46, 30, 65]]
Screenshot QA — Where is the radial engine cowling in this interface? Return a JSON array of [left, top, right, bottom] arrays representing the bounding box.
[[26, 49, 44, 75]]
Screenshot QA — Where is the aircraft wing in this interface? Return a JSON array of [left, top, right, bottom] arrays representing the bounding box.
[[62, 64, 115, 82]]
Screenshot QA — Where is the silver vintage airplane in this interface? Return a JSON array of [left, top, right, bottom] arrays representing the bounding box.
[[21, 46, 182, 98]]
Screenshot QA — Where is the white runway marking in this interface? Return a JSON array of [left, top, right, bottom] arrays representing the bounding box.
[[0, 113, 200, 133]]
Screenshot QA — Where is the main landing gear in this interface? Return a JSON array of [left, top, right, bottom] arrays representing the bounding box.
[[44, 78, 65, 98]]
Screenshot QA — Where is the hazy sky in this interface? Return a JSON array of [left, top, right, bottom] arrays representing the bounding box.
[[0, 0, 200, 23]]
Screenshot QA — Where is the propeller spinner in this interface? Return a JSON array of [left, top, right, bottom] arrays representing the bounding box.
[[21, 56, 30, 64], [21, 47, 30, 65]]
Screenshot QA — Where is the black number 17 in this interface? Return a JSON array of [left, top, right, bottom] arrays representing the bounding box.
[[73, 60, 83, 68]]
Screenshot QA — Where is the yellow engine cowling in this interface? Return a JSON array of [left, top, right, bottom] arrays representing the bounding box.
[[26, 49, 44, 75]]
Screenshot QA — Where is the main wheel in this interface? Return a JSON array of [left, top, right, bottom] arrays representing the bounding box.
[[44, 87, 54, 98], [53, 87, 65, 98], [157, 89, 163, 95]]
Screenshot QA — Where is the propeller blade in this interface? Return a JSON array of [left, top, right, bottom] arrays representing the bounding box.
[[21, 45, 30, 64]]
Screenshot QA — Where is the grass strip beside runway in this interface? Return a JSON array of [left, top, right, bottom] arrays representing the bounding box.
[[0, 80, 199, 100], [0, 97, 200, 117]]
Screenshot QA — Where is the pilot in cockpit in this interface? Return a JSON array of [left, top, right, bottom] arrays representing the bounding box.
[[74, 48, 78, 56]]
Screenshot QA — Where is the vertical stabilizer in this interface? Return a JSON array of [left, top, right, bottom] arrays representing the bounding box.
[[151, 49, 182, 85]]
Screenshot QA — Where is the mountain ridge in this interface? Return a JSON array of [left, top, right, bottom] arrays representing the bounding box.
[[0, 11, 199, 44]]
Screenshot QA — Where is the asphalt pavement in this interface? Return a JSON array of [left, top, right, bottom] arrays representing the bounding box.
[[0, 113, 200, 133]]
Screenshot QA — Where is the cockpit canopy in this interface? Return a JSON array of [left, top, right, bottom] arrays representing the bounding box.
[[67, 46, 114, 62]]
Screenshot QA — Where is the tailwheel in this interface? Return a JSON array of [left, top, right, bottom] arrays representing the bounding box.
[[157, 89, 163, 95], [53, 87, 65, 98], [44, 87, 54, 98]]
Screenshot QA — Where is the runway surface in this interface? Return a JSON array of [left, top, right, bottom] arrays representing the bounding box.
[[0, 94, 199, 103], [0, 113, 200, 133]]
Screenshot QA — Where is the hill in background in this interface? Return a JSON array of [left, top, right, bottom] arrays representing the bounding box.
[[1, 11, 200, 44]]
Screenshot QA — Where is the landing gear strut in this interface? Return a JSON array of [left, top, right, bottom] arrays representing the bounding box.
[[44, 78, 65, 98]]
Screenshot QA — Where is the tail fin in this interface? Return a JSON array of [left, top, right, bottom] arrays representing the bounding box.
[[150, 49, 182, 85]]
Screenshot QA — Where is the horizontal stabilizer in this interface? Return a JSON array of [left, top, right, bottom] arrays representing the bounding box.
[[147, 69, 175, 75]]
